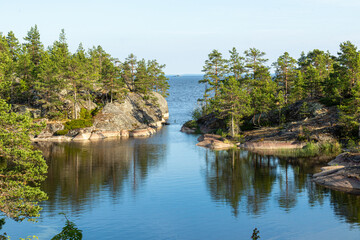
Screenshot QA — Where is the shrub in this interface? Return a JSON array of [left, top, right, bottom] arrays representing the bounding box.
[[303, 141, 320, 155], [79, 108, 92, 119], [215, 128, 225, 137], [64, 119, 93, 130], [54, 129, 69, 136], [192, 107, 203, 121], [184, 120, 198, 129]]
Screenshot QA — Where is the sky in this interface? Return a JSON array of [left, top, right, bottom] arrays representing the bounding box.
[[1, 0, 360, 74]]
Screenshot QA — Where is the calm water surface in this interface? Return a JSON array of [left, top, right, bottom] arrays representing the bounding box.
[[4, 75, 360, 239]]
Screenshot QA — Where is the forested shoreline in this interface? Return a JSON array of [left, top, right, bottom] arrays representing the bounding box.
[[0, 25, 170, 234], [0, 25, 169, 120], [193, 42, 360, 145]]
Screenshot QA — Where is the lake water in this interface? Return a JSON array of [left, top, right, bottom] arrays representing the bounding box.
[[3, 75, 360, 239]]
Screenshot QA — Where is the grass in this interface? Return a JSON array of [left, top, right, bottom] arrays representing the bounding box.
[[271, 141, 341, 158]]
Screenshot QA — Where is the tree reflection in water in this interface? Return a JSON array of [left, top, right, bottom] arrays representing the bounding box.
[[204, 148, 360, 225], [35, 139, 166, 215]]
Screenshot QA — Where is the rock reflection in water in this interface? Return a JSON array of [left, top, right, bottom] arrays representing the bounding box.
[[35, 139, 166, 214], [204, 149, 360, 225]]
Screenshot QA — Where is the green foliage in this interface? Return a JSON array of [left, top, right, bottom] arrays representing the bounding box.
[[20, 236, 38, 240], [0, 219, 4, 230], [64, 119, 93, 130], [196, 41, 360, 142], [299, 141, 341, 157], [191, 106, 203, 121], [215, 128, 227, 138], [52, 215, 82, 240], [251, 228, 260, 240], [0, 27, 169, 120], [184, 120, 198, 129], [273, 52, 297, 104], [0, 99, 47, 221], [212, 76, 252, 136], [297, 126, 311, 142], [200, 49, 228, 98], [79, 108, 92, 120], [300, 102, 310, 119], [54, 129, 69, 136]]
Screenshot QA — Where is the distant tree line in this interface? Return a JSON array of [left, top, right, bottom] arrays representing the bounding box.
[[199, 42, 360, 139], [0, 25, 169, 119]]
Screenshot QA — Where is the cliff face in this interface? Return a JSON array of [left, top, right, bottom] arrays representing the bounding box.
[[94, 92, 168, 131], [32, 92, 169, 142]]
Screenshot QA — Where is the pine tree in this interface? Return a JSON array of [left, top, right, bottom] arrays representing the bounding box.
[[251, 66, 277, 126], [147, 59, 169, 97], [0, 99, 47, 221], [339, 83, 360, 138], [6, 31, 20, 62], [273, 52, 297, 104], [23, 25, 44, 104], [5, 31, 20, 102], [244, 48, 268, 79], [134, 59, 148, 95], [299, 49, 334, 98], [74, 43, 93, 106], [290, 70, 306, 102], [337, 41, 360, 89], [213, 76, 252, 136], [15, 46, 32, 103], [101, 56, 122, 103], [0, 34, 12, 101], [121, 53, 137, 91], [200, 49, 227, 98], [228, 47, 245, 81]]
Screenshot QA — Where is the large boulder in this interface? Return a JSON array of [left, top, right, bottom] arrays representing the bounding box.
[[36, 122, 64, 138], [313, 152, 360, 191], [93, 92, 168, 131], [32, 91, 168, 142], [196, 134, 235, 150]]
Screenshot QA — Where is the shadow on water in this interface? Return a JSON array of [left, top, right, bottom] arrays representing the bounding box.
[[203, 148, 360, 225]]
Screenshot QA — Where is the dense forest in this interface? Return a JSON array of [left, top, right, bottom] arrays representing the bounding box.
[[0, 25, 169, 120], [197, 43, 360, 140]]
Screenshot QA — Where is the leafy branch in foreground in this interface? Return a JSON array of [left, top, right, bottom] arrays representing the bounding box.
[[52, 214, 82, 240], [0, 99, 47, 222]]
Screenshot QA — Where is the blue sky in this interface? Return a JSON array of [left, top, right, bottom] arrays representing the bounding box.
[[1, 0, 360, 74]]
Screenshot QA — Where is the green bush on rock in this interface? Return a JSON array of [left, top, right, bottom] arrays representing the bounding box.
[[64, 119, 93, 130], [54, 129, 69, 136]]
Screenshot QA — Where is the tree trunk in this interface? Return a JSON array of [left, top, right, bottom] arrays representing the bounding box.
[[257, 112, 262, 126], [73, 82, 78, 119], [231, 113, 235, 137]]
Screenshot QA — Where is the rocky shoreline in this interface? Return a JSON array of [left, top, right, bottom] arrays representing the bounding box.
[[313, 153, 360, 192], [180, 100, 360, 192], [31, 92, 169, 142]]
